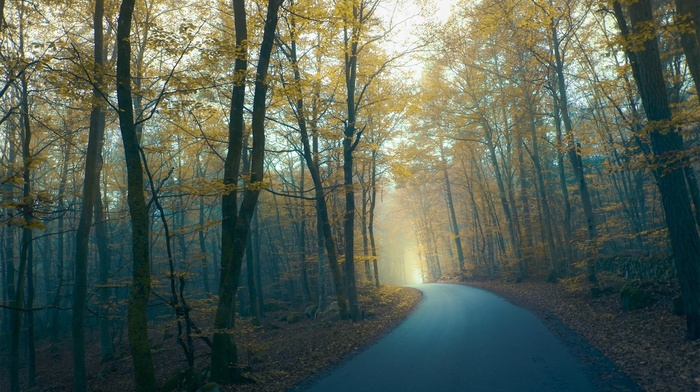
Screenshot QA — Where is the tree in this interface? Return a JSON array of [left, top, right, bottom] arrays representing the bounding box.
[[210, 0, 283, 383], [339, 0, 377, 322], [613, 0, 700, 340], [115, 0, 157, 389], [275, 1, 349, 316], [72, 0, 107, 388]]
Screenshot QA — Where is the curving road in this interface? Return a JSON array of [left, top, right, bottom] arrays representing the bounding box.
[[300, 283, 636, 392]]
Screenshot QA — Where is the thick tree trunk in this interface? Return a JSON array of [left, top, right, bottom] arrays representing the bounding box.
[[211, 0, 282, 383], [211, 0, 248, 380], [116, 1, 156, 389], [341, 1, 365, 322], [675, 0, 700, 89], [242, 136, 261, 325], [73, 0, 108, 386], [616, 0, 700, 340]]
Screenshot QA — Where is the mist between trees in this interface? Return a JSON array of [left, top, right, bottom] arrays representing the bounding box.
[[1, 0, 700, 390]]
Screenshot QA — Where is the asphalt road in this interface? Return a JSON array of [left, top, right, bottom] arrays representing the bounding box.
[[301, 283, 609, 392]]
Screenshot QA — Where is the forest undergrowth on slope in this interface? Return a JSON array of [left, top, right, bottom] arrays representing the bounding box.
[[0, 286, 420, 392]]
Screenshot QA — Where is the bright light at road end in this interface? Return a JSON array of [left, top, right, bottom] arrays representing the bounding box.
[[412, 268, 424, 285], [404, 249, 423, 285]]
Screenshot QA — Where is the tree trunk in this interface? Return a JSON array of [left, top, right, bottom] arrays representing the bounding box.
[[341, 1, 364, 322], [282, 16, 347, 315], [684, 167, 700, 230], [481, 119, 523, 272], [211, 0, 248, 380], [245, 218, 261, 325], [252, 210, 264, 317], [524, 87, 558, 276], [440, 142, 465, 279], [4, 124, 17, 392], [52, 144, 70, 343], [198, 197, 211, 296], [116, 1, 156, 389], [368, 149, 380, 288], [554, 98, 573, 270], [516, 125, 533, 280], [19, 61, 36, 391], [298, 161, 312, 301], [73, 0, 108, 385], [675, 0, 700, 90], [361, 165, 372, 283], [551, 22, 597, 280], [615, 0, 700, 340], [242, 135, 261, 325], [211, 0, 282, 383], [95, 182, 114, 362]]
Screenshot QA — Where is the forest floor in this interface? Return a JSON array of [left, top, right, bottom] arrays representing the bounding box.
[[1, 285, 421, 392], [465, 279, 700, 392]]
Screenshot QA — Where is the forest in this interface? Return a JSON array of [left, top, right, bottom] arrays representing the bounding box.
[[1, 0, 699, 391]]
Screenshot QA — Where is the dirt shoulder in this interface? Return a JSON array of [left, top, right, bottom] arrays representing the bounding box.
[[229, 285, 422, 392], [465, 280, 700, 392], [1, 285, 421, 392]]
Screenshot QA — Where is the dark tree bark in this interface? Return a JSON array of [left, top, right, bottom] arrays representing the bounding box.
[[211, 0, 248, 381], [252, 210, 264, 317], [242, 134, 261, 325], [551, 21, 597, 281], [279, 9, 348, 315], [614, 0, 700, 340], [553, 97, 573, 269], [94, 181, 114, 362], [10, 70, 34, 392], [211, 0, 283, 383], [440, 142, 465, 279], [52, 145, 69, 344], [524, 86, 557, 276], [341, 0, 375, 322], [116, 0, 156, 389], [245, 220, 261, 325], [675, 0, 700, 90], [481, 118, 523, 273], [20, 72, 36, 389], [297, 161, 312, 301], [198, 196, 211, 296], [361, 164, 372, 283], [3, 125, 17, 392], [368, 149, 380, 288], [73, 0, 108, 387]]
